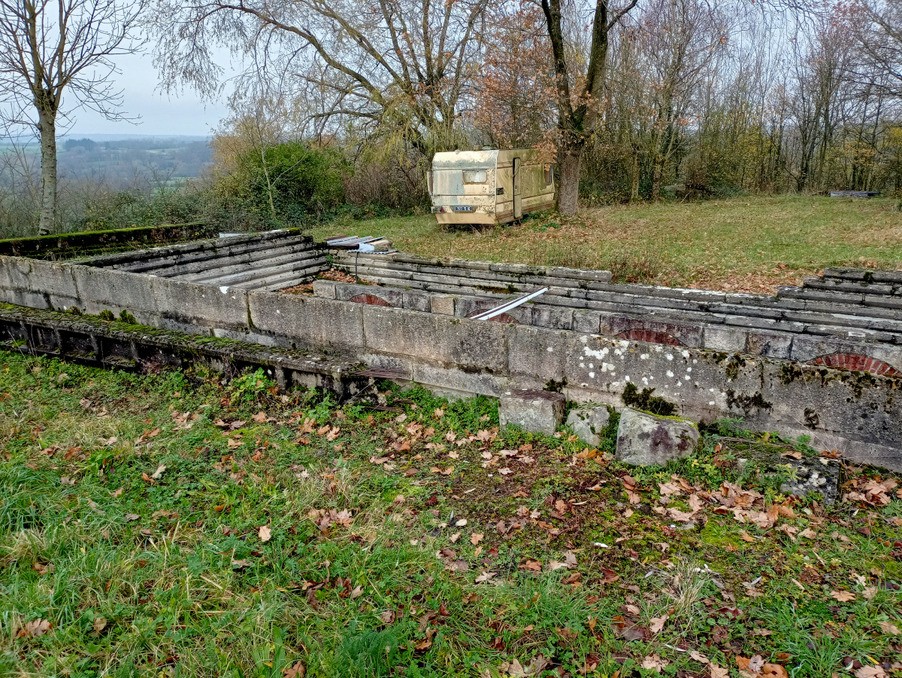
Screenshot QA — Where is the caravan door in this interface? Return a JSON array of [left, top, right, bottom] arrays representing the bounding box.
[[512, 156, 523, 220]]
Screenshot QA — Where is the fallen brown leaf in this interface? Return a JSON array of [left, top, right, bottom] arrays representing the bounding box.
[[830, 590, 856, 602]]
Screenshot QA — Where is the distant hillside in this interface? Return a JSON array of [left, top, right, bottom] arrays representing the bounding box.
[[0, 135, 213, 189]]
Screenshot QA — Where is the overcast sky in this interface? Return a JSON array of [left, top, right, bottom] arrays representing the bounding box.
[[68, 51, 232, 138]]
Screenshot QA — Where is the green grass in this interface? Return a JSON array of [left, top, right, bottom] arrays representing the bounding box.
[[1, 353, 900, 676], [310, 195, 902, 292]]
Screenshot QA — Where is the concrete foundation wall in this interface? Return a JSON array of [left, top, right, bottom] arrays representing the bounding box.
[[2, 254, 900, 470]]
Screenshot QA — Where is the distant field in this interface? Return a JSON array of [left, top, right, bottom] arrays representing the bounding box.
[[312, 195, 902, 292]]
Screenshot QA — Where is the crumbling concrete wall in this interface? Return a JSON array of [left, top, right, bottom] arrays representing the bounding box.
[[1, 254, 900, 470]]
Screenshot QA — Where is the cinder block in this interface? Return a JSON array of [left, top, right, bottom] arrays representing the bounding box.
[[499, 389, 565, 435]]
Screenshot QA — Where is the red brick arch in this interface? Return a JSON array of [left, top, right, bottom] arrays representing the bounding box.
[[615, 328, 685, 347], [348, 293, 393, 307], [809, 353, 900, 377]]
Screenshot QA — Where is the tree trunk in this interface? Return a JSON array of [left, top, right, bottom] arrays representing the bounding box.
[[556, 145, 582, 215], [37, 107, 57, 235]]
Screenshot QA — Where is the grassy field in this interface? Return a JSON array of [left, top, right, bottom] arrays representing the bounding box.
[[312, 196, 902, 292], [1, 353, 900, 676]]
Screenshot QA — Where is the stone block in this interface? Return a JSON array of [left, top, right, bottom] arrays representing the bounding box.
[[402, 291, 432, 313], [69, 265, 160, 322], [703, 324, 746, 352], [508, 325, 568, 385], [744, 331, 793, 359], [600, 315, 704, 347], [566, 404, 611, 447], [249, 293, 364, 351], [362, 307, 509, 372], [430, 294, 456, 315], [152, 277, 250, 333], [312, 280, 337, 299], [615, 407, 699, 466], [532, 306, 574, 330], [572, 310, 602, 334], [0, 257, 79, 310], [778, 457, 841, 505], [499, 389, 565, 435]]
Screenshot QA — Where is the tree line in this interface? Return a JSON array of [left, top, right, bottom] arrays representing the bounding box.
[[1, 0, 900, 234]]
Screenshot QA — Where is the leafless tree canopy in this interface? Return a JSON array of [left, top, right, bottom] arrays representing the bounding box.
[[151, 0, 490, 154]]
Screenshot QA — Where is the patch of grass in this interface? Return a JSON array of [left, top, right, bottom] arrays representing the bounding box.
[[308, 195, 902, 292], [1, 352, 900, 676]]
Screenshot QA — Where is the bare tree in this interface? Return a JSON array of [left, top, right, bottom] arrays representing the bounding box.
[[851, 0, 902, 97], [0, 0, 145, 234], [151, 0, 490, 156], [540, 0, 639, 213]]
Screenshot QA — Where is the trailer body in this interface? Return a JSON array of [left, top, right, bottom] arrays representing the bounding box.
[[428, 149, 555, 226]]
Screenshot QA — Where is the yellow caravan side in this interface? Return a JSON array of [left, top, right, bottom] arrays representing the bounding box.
[[429, 149, 555, 226]]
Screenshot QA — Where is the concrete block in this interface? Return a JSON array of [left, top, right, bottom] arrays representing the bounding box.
[[361, 308, 509, 372], [430, 294, 456, 315], [703, 324, 746, 352], [0, 257, 79, 310], [572, 310, 601, 334], [600, 315, 704, 347], [249, 293, 364, 351], [532, 306, 574, 330], [615, 407, 698, 466], [508, 325, 568, 385], [152, 277, 250, 332], [566, 404, 611, 447], [402, 291, 432, 313], [499, 389, 565, 435], [311, 280, 337, 299], [69, 265, 160, 322], [405, 362, 507, 399], [744, 331, 793, 359]]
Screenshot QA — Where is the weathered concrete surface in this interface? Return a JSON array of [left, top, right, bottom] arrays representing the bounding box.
[[500, 389, 565, 435], [567, 403, 611, 447], [0, 223, 216, 259], [616, 407, 699, 466], [1, 253, 902, 470], [361, 306, 510, 373], [249, 292, 365, 351], [0, 303, 368, 398], [566, 405, 611, 447], [332, 254, 902, 374]]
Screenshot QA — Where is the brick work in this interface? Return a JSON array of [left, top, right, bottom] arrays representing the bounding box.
[[488, 313, 518, 324], [809, 353, 900, 377], [615, 328, 685, 346], [348, 293, 393, 307]]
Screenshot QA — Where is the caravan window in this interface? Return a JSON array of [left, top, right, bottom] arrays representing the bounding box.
[[462, 169, 487, 184], [544, 164, 555, 186]]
